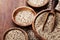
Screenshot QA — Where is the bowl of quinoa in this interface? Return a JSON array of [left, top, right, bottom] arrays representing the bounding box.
[[3, 28, 28, 40], [12, 6, 36, 27], [32, 10, 60, 40], [27, 0, 49, 7]]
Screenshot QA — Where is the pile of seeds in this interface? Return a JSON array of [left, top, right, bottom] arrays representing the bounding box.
[[35, 12, 54, 33], [15, 10, 35, 26], [27, 30, 39, 40]]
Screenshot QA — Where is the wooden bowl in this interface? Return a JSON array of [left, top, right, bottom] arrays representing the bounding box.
[[27, 0, 49, 7], [12, 6, 36, 27], [32, 9, 51, 40], [3, 28, 28, 40], [32, 9, 60, 40]]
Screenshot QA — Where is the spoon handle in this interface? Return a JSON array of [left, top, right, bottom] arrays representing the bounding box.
[[49, 0, 54, 11], [42, 0, 56, 32]]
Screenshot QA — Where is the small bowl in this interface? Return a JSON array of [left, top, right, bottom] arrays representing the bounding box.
[[12, 6, 36, 27], [27, 0, 49, 8], [3, 28, 28, 40]]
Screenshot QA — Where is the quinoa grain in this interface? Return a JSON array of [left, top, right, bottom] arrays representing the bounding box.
[[27, 30, 39, 40], [15, 10, 35, 26]]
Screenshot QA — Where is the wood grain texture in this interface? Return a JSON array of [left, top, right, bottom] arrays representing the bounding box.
[[0, 0, 27, 40]]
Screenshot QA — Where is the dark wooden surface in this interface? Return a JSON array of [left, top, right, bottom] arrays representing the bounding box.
[[0, 0, 27, 40]]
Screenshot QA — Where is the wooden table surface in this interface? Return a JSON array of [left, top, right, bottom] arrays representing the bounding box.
[[0, 0, 27, 40]]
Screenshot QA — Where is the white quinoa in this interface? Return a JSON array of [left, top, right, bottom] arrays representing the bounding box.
[[27, 0, 48, 7], [55, 0, 60, 11], [5, 30, 25, 40], [27, 30, 39, 40], [35, 12, 60, 40], [15, 10, 35, 26]]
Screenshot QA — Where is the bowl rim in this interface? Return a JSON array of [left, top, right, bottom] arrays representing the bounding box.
[[27, 0, 49, 8], [12, 6, 36, 27], [3, 28, 28, 40]]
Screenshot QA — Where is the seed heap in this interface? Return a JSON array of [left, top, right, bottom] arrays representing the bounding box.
[[27, 30, 39, 40], [5, 30, 25, 40], [15, 10, 35, 26]]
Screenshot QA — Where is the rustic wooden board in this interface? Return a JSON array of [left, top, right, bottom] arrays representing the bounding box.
[[0, 0, 27, 40]]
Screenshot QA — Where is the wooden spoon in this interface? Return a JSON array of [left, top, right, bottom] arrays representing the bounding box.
[[42, 0, 56, 32]]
